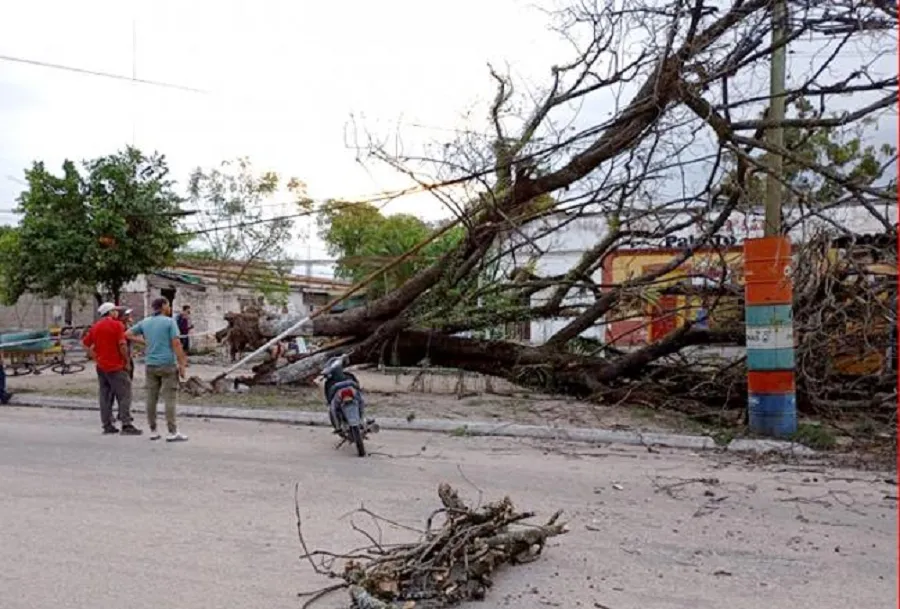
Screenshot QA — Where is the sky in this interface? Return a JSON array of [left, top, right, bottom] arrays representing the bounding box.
[[0, 0, 566, 270], [1, 1, 896, 276]]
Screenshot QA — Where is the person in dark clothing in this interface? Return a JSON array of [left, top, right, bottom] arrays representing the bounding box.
[[175, 305, 192, 354], [0, 355, 12, 405], [119, 308, 136, 381]]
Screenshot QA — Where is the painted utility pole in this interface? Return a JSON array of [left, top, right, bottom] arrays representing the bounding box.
[[743, 0, 797, 437]]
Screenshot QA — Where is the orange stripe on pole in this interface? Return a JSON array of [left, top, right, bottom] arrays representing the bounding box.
[[748, 370, 795, 394], [745, 282, 792, 305], [744, 236, 792, 305]]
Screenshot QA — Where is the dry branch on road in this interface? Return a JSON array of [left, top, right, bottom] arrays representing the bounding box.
[[295, 483, 568, 609]]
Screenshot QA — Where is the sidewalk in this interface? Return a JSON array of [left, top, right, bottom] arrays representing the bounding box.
[[6, 393, 814, 455]]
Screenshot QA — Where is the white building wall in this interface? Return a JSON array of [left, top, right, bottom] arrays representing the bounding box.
[[520, 205, 897, 346]]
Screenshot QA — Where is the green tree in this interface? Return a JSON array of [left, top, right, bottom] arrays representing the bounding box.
[[0, 226, 25, 306], [317, 202, 465, 298], [0, 147, 186, 306], [185, 158, 310, 305], [718, 98, 897, 212]]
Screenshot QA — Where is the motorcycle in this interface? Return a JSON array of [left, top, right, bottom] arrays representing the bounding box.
[[321, 355, 378, 457]]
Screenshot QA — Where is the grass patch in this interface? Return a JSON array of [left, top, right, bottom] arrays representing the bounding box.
[[711, 428, 738, 447], [44, 387, 95, 398], [791, 423, 838, 450], [631, 406, 658, 420], [181, 391, 321, 410]]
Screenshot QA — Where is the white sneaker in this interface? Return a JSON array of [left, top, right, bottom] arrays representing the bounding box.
[[166, 432, 188, 443], [149, 431, 161, 441]]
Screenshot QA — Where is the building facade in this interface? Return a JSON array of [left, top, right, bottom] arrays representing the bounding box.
[[524, 205, 897, 347], [0, 261, 360, 350]]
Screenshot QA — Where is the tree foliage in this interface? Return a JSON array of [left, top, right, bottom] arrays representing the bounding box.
[[185, 158, 311, 304], [317, 202, 465, 298], [0, 147, 186, 305], [718, 98, 897, 216]]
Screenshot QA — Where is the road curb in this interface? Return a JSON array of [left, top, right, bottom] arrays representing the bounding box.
[[6, 394, 814, 455]]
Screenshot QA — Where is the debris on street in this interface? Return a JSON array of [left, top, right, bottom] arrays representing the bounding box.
[[295, 483, 568, 608]]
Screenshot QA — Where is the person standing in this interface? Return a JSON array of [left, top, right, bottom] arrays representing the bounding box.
[[119, 308, 136, 381], [126, 297, 188, 442], [0, 353, 12, 405], [175, 305, 192, 354], [82, 302, 142, 435]]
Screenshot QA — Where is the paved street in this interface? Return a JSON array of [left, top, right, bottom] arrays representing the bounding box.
[[0, 407, 895, 609]]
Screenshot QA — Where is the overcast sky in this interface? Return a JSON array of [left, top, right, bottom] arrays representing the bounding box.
[[1, 1, 896, 271], [0, 0, 568, 264]]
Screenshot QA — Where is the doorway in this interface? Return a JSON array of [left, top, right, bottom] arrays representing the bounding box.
[[160, 288, 176, 312], [648, 294, 679, 342]]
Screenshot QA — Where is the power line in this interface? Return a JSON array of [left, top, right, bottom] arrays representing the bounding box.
[[0, 53, 207, 93], [0, 53, 493, 137], [179, 194, 400, 237]]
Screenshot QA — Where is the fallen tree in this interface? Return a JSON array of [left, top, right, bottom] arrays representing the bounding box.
[[201, 1, 896, 425], [215, 230, 896, 421]]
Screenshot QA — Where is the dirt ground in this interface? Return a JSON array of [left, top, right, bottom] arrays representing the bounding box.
[[9, 358, 716, 436]]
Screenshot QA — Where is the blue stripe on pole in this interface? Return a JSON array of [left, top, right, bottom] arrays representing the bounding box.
[[745, 304, 793, 327], [748, 392, 797, 437], [747, 347, 795, 370]]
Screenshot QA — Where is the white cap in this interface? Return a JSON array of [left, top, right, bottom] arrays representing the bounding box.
[[97, 302, 116, 316]]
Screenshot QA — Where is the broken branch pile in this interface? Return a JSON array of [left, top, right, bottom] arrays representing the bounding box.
[[296, 483, 568, 609]]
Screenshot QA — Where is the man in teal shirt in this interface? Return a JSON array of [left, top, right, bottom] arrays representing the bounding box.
[[126, 297, 189, 442]]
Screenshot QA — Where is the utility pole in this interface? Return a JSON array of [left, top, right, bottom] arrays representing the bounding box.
[[743, 0, 796, 438], [764, 0, 787, 235]]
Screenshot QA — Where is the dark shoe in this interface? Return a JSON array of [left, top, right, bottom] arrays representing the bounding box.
[[103, 426, 120, 434], [121, 424, 143, 436], [0, 393, 11, 405]]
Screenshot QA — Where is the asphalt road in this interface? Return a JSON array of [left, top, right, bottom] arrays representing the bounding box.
[[0, 407, 895, 609]]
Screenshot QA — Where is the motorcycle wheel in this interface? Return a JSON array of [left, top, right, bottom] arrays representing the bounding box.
[[349, 424, 366, 457]]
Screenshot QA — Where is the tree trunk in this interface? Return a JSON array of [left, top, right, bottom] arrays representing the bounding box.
[[254, 310, 742, 397], [255, 348, 348, 386]]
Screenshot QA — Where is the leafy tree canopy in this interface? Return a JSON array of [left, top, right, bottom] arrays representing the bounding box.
[[184, 157, 311, 304], [0, 147, 186, 305], [317, 202, 465, 298], [719, 97, 898, 211]]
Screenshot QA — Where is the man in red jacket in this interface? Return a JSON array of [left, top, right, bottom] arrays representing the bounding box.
[[83, 302, 142, 435]]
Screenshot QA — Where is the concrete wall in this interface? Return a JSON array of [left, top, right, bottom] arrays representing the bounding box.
[[0, 291, 142, 331], [0, 294, 91, 330], [143, 277, 309, 351], [0, 273, 315, 346]]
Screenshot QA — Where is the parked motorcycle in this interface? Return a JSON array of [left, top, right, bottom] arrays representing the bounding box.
[[320, 355, 377, 457]]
